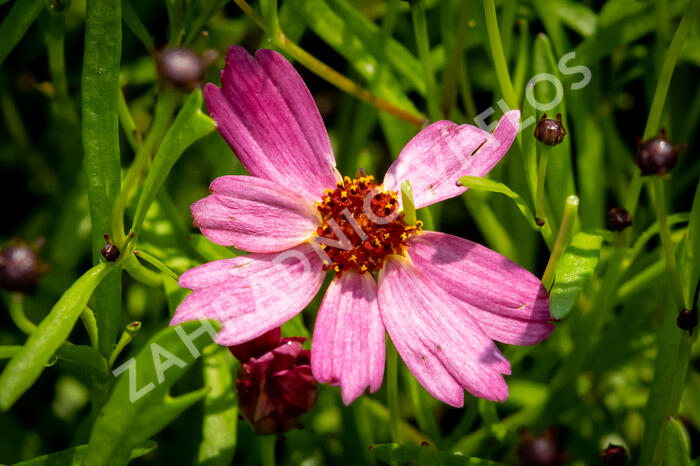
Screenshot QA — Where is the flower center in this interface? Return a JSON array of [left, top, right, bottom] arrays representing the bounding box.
[[314, 175, 422, 275]]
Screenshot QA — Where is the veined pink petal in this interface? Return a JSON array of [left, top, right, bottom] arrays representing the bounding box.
[[407, 231, 554, 345], [172, 243, 325, 345], [204, 46, 340, 202], [191, 175, 321, 253], [311, 272, 385, 405], [378, 256, 511, 406], [382, 110, 520, 209]]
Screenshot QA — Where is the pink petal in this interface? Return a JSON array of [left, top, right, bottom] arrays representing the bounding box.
[[311, 272, 385, 405], [378, 256, 511, 406], [172, 243, 325, 345], [382, 110, 520, 209], [407, 231, 553, 345], [191, 175, 321, 253], [204, 47, 340, 202]]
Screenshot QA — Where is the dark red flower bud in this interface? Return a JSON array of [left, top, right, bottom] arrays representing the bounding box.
[[601, 444, 627, 466], [635, 129, 684, 176], [156, 47, 217, 91], [0, 241, 44, 293], [100, 234, 120, 262], [229, 327, 282, 362], [607, 207, 633, 231], [677, 308, 697, 331], [518, 428, 565, 466], [234, 331, 317, 434], [534, 113, 566, 146]]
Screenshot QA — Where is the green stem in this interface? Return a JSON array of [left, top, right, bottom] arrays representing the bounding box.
[[259, 435, 276, 466], [231, 0, 426, 128], [650, 178, 685, 308], [123, 255, 163, 287], [535, 146, 550, 226], [82, 0, 123, 359], [541, 195, 579, 289], [47, 13, 77, 124], [625, 1, 699, 215], [112, 90, 179, 246], [134, 249, 180, 281], [117, 87, 141, 152], [80, 307, 99, 350], [387, 340, 400, 443], [410, 0, 441, 121], [457, 55, 478, 121], [483, 0, 518, 110], [8, 293, 36, 334]]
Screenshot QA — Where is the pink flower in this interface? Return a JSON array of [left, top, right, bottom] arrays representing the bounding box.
[[231, 328, 317, 434], [171, 46, 554, 407]]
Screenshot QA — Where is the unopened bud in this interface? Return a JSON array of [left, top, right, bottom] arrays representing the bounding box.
[[233, 329, 317, 434], [518, 428, 564, 466], [601, 444, 627, 466], [635, 129, 684, 176], [0, 241, 45, 293], [606, 207, 633, 231], [677, 308, 697, 331], [156, 47, 216, 91], [534, 113, 566, 146]]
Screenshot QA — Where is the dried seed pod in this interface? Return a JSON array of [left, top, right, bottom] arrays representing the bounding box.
[[0, 243, 43, 293], [100, 234, 120, 262], [606, 207, 633, 231], [635, 129, 684, 176], [601, 444, 628, 466], [534, 113, 566, 146]]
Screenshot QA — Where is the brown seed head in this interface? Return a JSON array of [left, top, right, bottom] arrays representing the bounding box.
[[635, 129, 684, 176], [606, 207, 633, 231], [0, 243, 42, 293], [157, 47, 208, 91], [534, 113, 566, 146], [677, 308, 697, 332], [601, 444, 628, 466]]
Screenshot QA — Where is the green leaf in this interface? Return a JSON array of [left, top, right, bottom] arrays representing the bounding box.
[[549, 232, 603, 319], [458, 176, 540, 230], [197, 345, 238, 466], [0, 0, 44, 67], [553, 0, 597, 37], [84, 320, 220, 466], [573, 0, 689, 64], [665, 417, 693, 466], [369, 443, 508, 466], [639, 301, 693, 466], [12, 441, 157, 466], [131, 89, 216, 237], [288, 0, 424, 94], [0, 263, 114, 410], [55, 342, 109, 387], [82, 0, 124, 357], [122, 0, 154, 50]]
